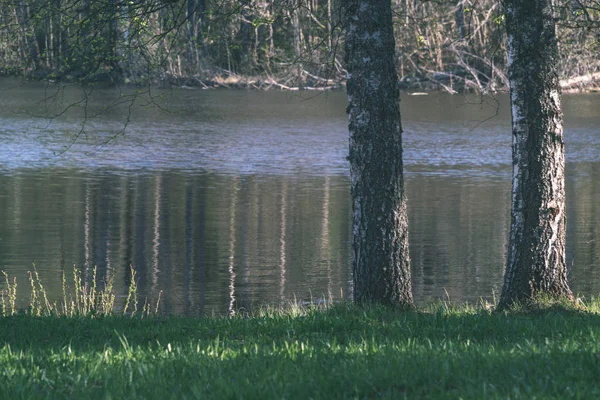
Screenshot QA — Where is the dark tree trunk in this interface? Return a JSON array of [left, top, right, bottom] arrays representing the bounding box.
[[235, 1, 254, 69], [455, 0, 465, 40], [345, 0, 413, 306], [187, 0, 197, 67], [196, 0, 205, 44], [109, 0, 119, 66], [498, 0, 573, 309]]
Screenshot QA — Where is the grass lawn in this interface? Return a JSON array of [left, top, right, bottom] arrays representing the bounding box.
[[2, 300, 600, 399]]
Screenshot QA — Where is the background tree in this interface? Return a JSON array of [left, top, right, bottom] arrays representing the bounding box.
[[497, 0, 574, 309], [345, 0, 413, 306]]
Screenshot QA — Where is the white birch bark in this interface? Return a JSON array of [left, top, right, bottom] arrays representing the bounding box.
[[345, 0, 413, 305], [498, 0, 573, 308]]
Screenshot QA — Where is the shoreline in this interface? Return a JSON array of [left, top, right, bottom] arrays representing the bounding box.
[[165, 71, 600, 94], [3, 70, 600, 94]]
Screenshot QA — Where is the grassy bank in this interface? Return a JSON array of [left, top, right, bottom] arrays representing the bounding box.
[[2, 300, 600, 399]]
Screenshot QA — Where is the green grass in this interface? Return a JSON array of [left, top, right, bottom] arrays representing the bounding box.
[[2, 299, 600, 399]]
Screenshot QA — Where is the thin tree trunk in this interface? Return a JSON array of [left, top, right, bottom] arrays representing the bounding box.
[[196, 0, 205, 44], [456, 0, 464, 40], [57, 7, 63, 71], [291, 5, 303, 84], [108, 0, 121, 77], [326, 0, 332, 51], [236, 1, 254, 69], [187, 0, 197, 68], [292, 5, 302, 58], [345, 0, 413, 306], [498, 0, 573, 309]]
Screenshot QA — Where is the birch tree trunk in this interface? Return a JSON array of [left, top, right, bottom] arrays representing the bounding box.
[[345, 0, 413, 306], [498, 0, 573, 309]]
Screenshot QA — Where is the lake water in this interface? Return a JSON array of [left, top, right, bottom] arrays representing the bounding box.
[[0, 79, 599, 315]]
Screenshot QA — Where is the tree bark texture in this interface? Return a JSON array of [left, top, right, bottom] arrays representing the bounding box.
[[498, 0, 573, 309], [345, 0, 413, 306]]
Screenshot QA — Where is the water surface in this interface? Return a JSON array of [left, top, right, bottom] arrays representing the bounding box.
[[0, 80, 599, 314]]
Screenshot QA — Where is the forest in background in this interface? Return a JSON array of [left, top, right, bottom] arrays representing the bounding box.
[[0, 0, 599, 92]]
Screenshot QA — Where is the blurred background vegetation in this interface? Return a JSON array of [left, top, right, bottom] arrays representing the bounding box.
[[0, 0, 598, 91]]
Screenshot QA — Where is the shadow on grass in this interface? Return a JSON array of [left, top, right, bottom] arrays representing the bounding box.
[[3, 304, 600, 398], [1, 310, 600, 398], [2, 303, 600, 352]]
